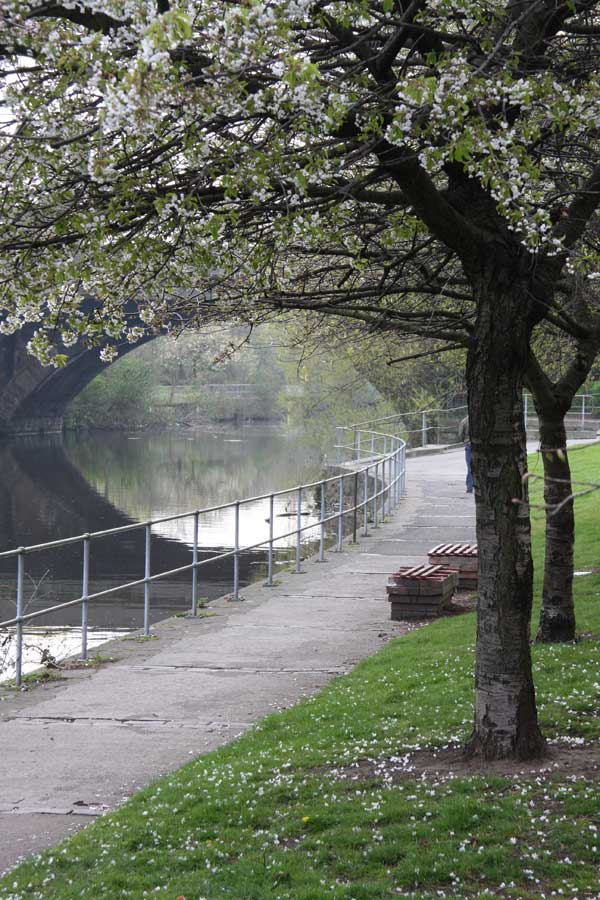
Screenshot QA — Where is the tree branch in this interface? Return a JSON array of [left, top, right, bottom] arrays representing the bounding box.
[[26, 3, 130, 34], [553, 163, 600, 251], [387, 342, 465, 364], [376, 141, 483, 260]]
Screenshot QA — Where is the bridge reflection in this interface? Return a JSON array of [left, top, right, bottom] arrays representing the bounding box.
[[0, 434, 287, 630]]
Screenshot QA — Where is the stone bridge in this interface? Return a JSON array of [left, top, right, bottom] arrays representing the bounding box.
[[0, 319, 154, 436]]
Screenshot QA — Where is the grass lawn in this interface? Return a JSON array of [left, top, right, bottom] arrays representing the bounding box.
[[1, 446, 599, 900]]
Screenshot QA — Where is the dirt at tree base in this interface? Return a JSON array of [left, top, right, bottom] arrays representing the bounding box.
[[328, 742, 600, 783]]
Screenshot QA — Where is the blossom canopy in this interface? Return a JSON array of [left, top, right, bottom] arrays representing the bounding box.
[[0, 0, 599, 360]]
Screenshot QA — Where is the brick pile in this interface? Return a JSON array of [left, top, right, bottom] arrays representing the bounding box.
[[387, 564, 459, 620]]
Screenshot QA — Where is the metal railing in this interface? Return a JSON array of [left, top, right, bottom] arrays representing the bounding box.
[[345, 392, 600, 451], [338, 404, 468, 453], [0, 427, 406, 686], [524, 392, 598, 432]]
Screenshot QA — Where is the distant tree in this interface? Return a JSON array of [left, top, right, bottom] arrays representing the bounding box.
[[66, 352, 156, 429], [1, 2, 600, 758]]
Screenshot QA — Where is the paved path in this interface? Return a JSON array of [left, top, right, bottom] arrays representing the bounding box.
[[0, 448, 475, 875]]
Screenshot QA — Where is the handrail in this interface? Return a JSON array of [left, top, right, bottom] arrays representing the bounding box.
[[0, 425, 407, 686], [336, 405, 468, 458], [0, 463, 392, 561], [346, 404, 468, 430], [349, 390, 597, 434]]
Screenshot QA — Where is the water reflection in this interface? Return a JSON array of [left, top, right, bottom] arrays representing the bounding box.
[[0, 429, 323, 648], [66, 429, 324, 549]]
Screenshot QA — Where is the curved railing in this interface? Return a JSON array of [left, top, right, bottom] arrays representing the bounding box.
[[0, 426, 406, 686], [337, 404, 468, 454]]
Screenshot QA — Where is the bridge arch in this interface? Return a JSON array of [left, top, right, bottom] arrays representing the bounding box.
[[0, 326, 157, 436]]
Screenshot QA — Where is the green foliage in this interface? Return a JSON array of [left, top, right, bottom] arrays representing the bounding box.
[[65, 353, 158, 430], [281, 349, 394, 452], [353, 338, 466, 411]]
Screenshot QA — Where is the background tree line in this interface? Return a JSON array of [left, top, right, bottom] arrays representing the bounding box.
[[65, 321, 472, 438]]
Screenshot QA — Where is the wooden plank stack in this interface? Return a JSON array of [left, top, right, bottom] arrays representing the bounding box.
[[387, 564, 459, 619], [427, 543, 478, 588]]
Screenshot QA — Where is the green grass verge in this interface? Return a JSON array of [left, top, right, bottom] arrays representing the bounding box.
[[2, 447, 599, 900]]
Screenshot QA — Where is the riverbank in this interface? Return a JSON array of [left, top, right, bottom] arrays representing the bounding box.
[[63, 416, 287, 434], [1, 445, 599, 899]]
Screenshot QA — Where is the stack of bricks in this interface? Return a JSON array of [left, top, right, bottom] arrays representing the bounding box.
[[427, 543, 478, 589], [387, 564, 459, 620]]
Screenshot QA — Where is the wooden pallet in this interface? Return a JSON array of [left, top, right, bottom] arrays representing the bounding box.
[[428, 543, 478, 588]]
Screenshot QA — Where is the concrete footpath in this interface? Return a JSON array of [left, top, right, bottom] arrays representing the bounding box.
[[0, 448, 475, 875]]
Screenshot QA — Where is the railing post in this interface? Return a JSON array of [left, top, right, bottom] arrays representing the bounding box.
[[233, 501, 240, 600], [402, 445, 406, 496], [336, 426, 343, 464], [581, 395, 586, 429], [389, 452, 393, 511], [524, 391, 528, 432], [363, 467, 369, 535], [370, 432, 375, 455], [399, 447, 403, 499], [15, 550, 24, 688], [356, 429, 361, 460], [381, 459, 392, 521], [352, 471, 358, 542], [383, 436, 388, 516], [267, 493, 275, 584], [337, 476, 344, 551], [191, 511, 199, 616], [421, 412, 427, 447], [295, 486, 302, 573], [81, 536, 90, 660], [318, 481, 326, 561], [373, 462, 379, 528], [143, 524, 151, 636]]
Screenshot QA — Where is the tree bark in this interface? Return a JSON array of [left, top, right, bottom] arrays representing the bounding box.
[[535, 415, 576, 642], [464, 266, 546, 760], [525, 340, 597, 645]]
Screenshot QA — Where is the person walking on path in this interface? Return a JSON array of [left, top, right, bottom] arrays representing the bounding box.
[[458, 415, 473, 493]]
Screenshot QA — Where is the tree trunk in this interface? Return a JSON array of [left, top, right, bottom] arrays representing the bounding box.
[[465, 269, 546, 760], [536, 415, 576, 642]]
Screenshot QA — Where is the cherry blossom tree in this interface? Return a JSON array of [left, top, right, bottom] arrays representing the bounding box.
[[1, 0, 600, 758]]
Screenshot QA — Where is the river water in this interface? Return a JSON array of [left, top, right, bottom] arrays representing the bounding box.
[[0, 427, 324, 680]]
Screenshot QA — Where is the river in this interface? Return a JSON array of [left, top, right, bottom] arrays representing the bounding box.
[[0, 427, 324, 680]]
